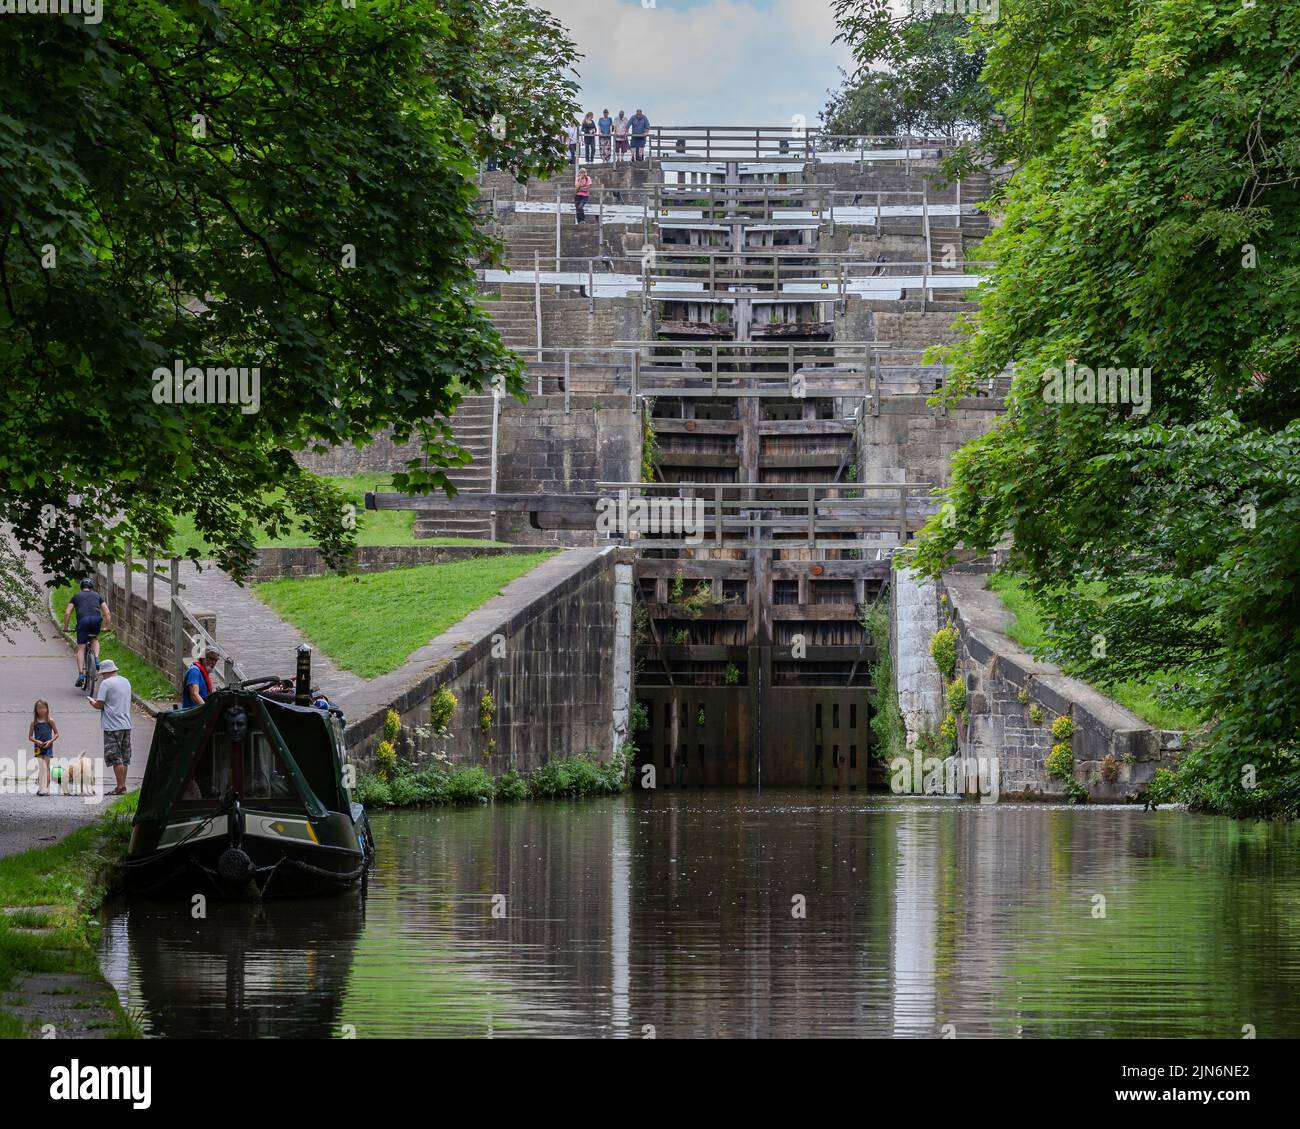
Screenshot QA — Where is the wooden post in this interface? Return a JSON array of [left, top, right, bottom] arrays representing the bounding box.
[[145, 551, 155, 641], [898, 485, 909, 542], [534, 248, 543, 362], [169, 557, 183, 679], [807, 485, 816, 548], [588, 258, 594, 313], [564, 351, 571, 415], [122, 539, 132, 632], [956, 177, 962, 231]]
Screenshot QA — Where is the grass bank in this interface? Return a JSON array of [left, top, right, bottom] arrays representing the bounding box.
[[988, 573, 1203, 731], [0, 794, 139, 1039], [254, 552, 557, 678], [167, 473, 508, 556], [356, 751, 630, 809]]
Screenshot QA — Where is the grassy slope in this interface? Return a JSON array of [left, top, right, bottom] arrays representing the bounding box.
[[987, 573, 1202, 731], [167, 473, 507, 556], [0, 794, 139, 1039], [254, 553, 558, 678], [51, 583, 174, 701]]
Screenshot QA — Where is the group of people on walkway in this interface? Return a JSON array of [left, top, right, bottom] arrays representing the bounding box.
[[564, 109, 652, 166], [23, 579, 133, 797], [566, 109, 651, 225]]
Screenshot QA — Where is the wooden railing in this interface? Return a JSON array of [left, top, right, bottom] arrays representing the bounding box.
[[595, 480, 939, 548]]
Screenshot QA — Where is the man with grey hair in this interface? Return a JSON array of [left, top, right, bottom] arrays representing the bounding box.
[[182, 647, 221, 708], [89, 659, 133, 795]]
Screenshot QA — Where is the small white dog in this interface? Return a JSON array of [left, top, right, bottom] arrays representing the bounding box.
[[58, 752, 97, 797]]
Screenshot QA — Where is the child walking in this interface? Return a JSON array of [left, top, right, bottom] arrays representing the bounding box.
[[28, 700, 58, 797]]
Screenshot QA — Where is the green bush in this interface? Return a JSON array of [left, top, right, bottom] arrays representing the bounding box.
[[388, 772, 423, 806], [479, 691, 495, 734], [724, 662, 741, 685], [861, 598, 906, 763], [446, 765, 495, 804], [1051, 714, 1075, 742], [495, 768, 530, 802], [355, 773, 393, 806], [383, 708, 401, 743], [375, 740, 397, 780], [1028, 703, 1043, 724], [431, 687, 457, 732], [529, 754, 625, 799], [930, 627, 958, 678], [1146, 766, 1180, 806], [630, 700, 650, 734], [946, 678, 967, 714], [1046, 742, 1074, 781]]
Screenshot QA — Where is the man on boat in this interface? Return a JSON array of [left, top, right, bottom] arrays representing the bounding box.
[[182, 647, 221, 708]]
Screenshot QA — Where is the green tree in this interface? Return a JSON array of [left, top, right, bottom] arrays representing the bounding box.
[[826, 5, 997, 140], [0, 0, 577, 594], [904, 1, 1300, 816]]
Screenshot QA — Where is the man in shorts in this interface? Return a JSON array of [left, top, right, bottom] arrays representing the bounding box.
[[63, 577, 111, 688], [90, 659, 133, 795]]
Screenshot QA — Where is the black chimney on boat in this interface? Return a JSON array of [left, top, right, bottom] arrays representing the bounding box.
[[295, 644, 312, 705]]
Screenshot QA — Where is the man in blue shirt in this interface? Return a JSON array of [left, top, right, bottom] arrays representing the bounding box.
[[597, 109, 613, 162], [182, 647, 221, 708], [629, 109, 650, 161]]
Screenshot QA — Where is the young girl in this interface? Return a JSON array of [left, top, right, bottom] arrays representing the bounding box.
[[28, 700, 58, 797]]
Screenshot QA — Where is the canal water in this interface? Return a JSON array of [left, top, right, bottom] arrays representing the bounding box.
[[99, 792, 1300, 1038]]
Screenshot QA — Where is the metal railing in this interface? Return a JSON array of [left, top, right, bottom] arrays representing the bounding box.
[[595, 480, 939, 548]]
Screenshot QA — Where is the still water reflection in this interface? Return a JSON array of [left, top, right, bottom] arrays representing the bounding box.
[[100, 792, 1300, 1037]]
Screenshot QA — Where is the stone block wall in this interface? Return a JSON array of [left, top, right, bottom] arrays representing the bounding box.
[[346, 549, 630, 779], [295, 429, 426, 477], [246, 544, 529, 583], [494, 394, 641, 546], [940, 569, 1182, 800]]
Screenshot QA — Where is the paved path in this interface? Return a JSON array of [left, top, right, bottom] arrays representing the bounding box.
[[179, 562, 363, 699], [0, 567, 152, 858]]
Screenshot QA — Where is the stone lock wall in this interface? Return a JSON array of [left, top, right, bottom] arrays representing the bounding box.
[[494, 394, 641, 547], [940, 569, 1182, 801], [346, 548, 632, 779]]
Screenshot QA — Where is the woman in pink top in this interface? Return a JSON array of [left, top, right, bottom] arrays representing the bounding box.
[[574, 167, 593, 223]]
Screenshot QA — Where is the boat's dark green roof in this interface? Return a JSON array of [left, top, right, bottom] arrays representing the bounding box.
[[135, 689, 349, 825]]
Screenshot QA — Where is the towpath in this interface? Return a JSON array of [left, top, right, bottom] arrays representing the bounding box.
[[0, 558, 153, 859]]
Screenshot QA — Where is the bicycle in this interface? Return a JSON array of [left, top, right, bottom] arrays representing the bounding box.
[[69, 623, 102, 699], [82, 633, 101, 699]]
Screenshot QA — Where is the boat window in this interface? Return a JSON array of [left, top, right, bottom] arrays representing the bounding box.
[[180, 708, 294, 803]]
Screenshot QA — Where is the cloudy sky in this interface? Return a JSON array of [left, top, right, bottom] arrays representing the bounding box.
[[536, 0, 854, 126]]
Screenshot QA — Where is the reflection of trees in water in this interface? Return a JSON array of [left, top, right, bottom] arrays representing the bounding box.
[[123, 893, 365, 1039], [112, 801, 1300, 1038]]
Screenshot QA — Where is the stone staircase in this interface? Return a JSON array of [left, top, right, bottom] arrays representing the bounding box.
[[412, 395, 496, 540]]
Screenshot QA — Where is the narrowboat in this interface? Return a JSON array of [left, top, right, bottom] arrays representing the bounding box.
[[125, 647, 375, 898]]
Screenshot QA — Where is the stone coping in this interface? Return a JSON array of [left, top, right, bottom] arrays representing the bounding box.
[[941, 569, 1186, 767]]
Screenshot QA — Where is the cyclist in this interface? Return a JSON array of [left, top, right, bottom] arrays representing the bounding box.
[[63, 578, 111, 688]]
